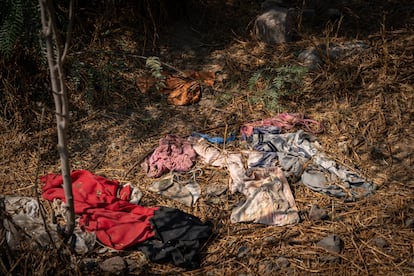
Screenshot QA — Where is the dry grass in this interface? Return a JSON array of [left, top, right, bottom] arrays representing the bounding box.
[[0, 1, 413, 275]]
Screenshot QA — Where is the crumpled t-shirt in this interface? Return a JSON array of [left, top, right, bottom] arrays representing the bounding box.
[[142, 135, 197, 178]]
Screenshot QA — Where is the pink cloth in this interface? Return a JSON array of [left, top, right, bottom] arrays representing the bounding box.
[[142, 135, 197, 178], [241, 113, 323, 137]]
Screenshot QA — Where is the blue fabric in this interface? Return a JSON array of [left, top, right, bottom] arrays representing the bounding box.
[[191, 132, 236, 144]]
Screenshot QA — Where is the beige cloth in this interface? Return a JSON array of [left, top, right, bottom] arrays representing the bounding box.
[[191, 137, 299, 226], [230, 167, 300, 225]]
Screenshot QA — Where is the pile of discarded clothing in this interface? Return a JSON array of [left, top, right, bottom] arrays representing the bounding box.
[[40, 170, 212, 268], [1, 170, 212, 268], [142, 113, 376, 226], [1, 113, 377, 269]]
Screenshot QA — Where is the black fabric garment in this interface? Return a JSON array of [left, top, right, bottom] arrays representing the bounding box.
[[136, 207, 212, 268]]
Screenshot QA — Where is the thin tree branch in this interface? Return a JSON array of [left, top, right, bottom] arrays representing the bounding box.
[[38, 0, 76, 240], [61, 0, 74, 63]]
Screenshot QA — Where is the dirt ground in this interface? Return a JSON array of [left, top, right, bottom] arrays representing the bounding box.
[[0, 0, 413, 275]]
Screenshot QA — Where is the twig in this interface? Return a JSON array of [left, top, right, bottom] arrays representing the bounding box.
[[123, 148, 155, 178], [32, 104, 57, 250], [350, 234, 369, 274], [69, 50, 195, 79], [61, 0, 74, 63]]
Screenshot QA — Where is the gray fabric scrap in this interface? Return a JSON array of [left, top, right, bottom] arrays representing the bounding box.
[[1, 195, 96, 254], [149, 174, 201, 207], [249, 129, 376, 200], [148, 174, 201, 207], [301, 167, 346, 197]]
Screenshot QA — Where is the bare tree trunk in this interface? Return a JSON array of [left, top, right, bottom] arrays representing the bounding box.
[[38, 0, 75, 237]]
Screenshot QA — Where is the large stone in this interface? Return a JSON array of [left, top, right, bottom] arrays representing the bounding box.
[[254, 4, 297, 44], [298, 41, 368, 70]]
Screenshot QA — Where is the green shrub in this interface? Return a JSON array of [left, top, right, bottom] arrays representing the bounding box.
[[248, 65, 308, 112]]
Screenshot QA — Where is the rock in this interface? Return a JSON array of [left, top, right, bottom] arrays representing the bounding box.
[[125, 254, 148, 273], [316, 234, 344, 254], [99, 256, 127, 275], [299, 41, 368, 70], [263, 236, 277, 245], [254, 4, 298, 44], [258, 260, 276, 273], [309, 204, 329, 221], [275, 256, 290, 268], [405, 218, 414, 228], [79, 258, 98, 271], [372, 237, 389, 249], [407, 256, 414, 267], [237, 245, 250, 259], [320, 255, 341, 264], [298, 48, 322, 70]]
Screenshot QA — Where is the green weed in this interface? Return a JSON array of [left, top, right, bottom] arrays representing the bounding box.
[[247, 65, 308, 113]]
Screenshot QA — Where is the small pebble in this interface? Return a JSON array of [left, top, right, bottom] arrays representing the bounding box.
[[407, 256, 414, 267], [309, 204, 329, 221], [237, 245, 250, 259], [263, 236, 277, 245], [317, 234, 344, 254], [258, 260, 276, 273], [405, 218, 414, 228], [99, 256, 127, 275], [79, 258, 98, 270], [275, 256, 290, 268], [320, 255, 341, 264], [372, 237, 389, 249]]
